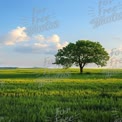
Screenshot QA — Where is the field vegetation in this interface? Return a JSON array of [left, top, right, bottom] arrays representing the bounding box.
[[0, 68, 122, 122]]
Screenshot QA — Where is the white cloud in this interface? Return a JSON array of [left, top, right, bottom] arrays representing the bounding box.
[[1, 26, 69, 54], [56, 41, 69, 49], [48, 34, 60, 43], [34, 43, 48, 48], [14, 33, 69, 54], [33, 34, 69, 50], [33, 34, 61, 44], [4, 27, 29, 45], [34, 35, 45, 42]]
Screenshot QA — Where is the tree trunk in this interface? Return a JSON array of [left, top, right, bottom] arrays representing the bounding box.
[[79, 65, 83, 74]]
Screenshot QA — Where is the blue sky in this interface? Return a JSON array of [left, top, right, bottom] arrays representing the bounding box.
[[0, 0, 122, 68]]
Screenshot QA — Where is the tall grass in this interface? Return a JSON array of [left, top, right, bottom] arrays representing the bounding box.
[[0, 68, 122, 122]]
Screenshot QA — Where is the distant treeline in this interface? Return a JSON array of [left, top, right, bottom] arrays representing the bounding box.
[[0, 67, 18, 69]]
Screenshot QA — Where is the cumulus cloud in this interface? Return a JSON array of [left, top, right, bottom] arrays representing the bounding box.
[[49, 34, 60, 43], [34, 35, 45, 42], [33, 34, 68, 51], [0, 26, 68, 54], [56, 41, 69, 49], [3, 27, 29, 46], [34, 43, 48, 48]]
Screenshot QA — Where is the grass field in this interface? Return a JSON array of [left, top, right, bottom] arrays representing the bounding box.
[[0, 68, 122, 122]]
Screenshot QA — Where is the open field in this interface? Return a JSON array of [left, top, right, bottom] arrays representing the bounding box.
[[0, 68, 122, 122]]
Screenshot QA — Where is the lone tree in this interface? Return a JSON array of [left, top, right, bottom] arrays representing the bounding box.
[[54, 40, 109, 73]]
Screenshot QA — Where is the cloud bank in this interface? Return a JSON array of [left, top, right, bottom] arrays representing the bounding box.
[[0, 26, 68, 54]]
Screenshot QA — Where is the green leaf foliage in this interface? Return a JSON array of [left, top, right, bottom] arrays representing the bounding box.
[[54, 40, 110, 73]]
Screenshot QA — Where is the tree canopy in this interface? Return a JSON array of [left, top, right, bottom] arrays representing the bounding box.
[[54, 40, 110, 73]]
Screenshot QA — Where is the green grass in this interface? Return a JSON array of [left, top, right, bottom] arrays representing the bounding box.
[[0, 68, 122, 122]]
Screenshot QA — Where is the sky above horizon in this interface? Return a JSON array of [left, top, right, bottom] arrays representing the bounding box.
[[0, 0, 122, 68]]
